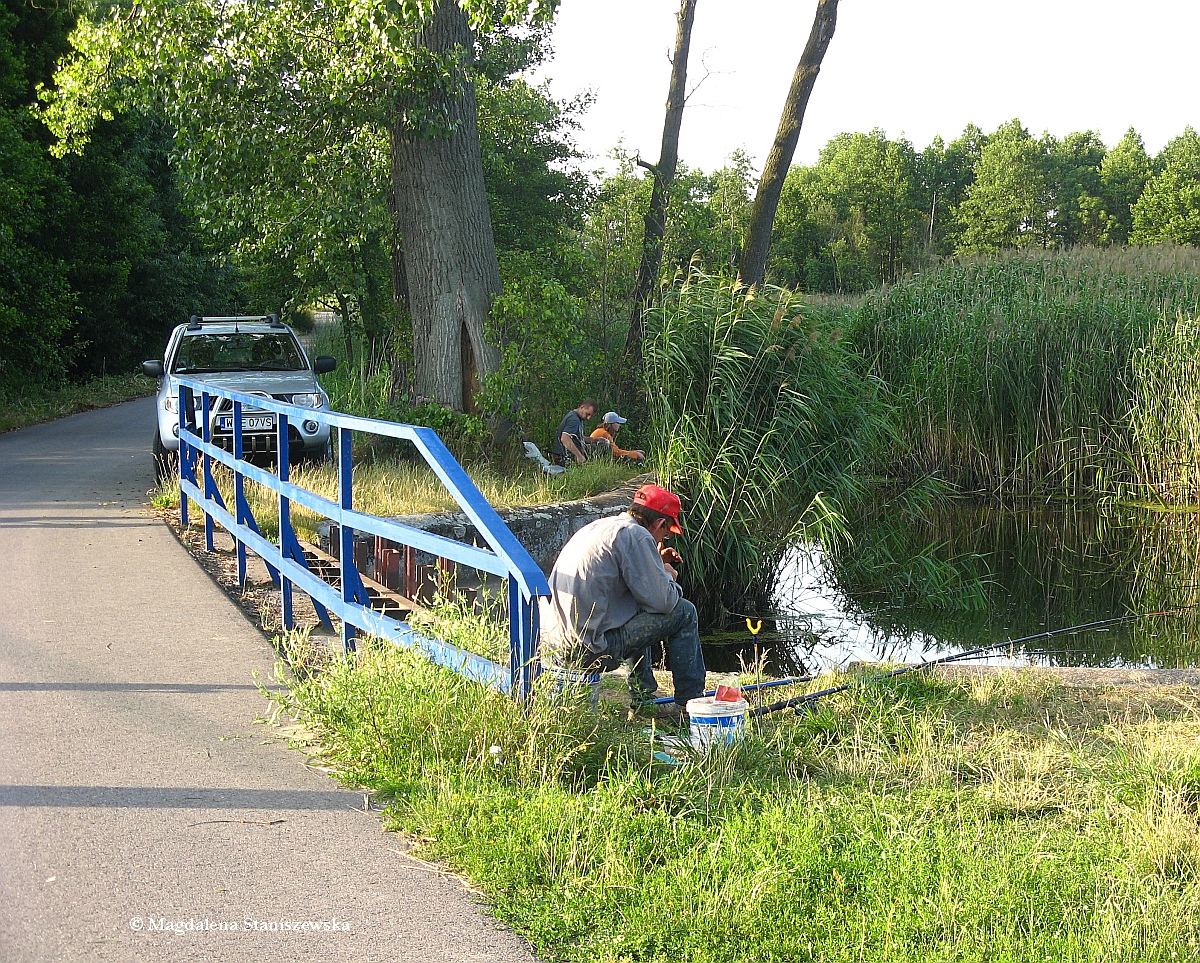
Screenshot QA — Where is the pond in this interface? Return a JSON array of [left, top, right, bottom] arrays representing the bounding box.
[[702, 502, 1200, 675]]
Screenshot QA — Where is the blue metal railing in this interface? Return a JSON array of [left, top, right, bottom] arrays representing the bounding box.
[[173, 378, 551, 696]]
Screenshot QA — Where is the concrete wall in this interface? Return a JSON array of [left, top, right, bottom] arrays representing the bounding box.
[[320, 487, 637, 577]]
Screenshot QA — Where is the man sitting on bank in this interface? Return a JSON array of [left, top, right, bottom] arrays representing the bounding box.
[[539, 484, 706, 719], [553, 398, 598, 466]]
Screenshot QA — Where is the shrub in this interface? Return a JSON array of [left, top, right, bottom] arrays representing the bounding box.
[[645, 272, 896, 626]]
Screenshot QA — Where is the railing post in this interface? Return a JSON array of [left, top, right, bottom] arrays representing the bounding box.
[[233, 399, 247, 586], [201, 390, 215, 552], [279, 412, 293, 630], [178, 384, 192, 528], [509, 577, 539, 699], [338, 425, 356, 652]]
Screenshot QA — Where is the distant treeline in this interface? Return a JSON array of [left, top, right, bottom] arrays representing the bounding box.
[[593, 121, 1200, 297]]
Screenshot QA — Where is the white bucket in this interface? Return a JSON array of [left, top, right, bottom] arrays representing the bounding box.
[[686, 697, 749, 749]]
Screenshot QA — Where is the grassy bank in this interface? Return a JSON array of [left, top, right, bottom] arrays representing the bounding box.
[[0, 373, 153, 434], [848, 245, 1200, 500], [277, 645, 1200, 962]]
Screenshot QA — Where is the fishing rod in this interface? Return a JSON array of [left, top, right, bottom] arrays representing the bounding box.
[[651, 675, 813, 705], [748, 607, 1189, 719]]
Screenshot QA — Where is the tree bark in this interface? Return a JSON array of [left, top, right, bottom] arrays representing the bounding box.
[[619, 0, 698, 409], [738, 0, 838, 289], [385, 185, 414, 405], [389, 0, 502, 411]]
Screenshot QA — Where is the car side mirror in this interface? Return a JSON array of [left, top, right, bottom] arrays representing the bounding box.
[[313, 356, 337, 374], [142, 360, 164, 377]]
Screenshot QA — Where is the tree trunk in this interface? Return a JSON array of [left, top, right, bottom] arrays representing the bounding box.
[[619, 0, 698, 409], [389, 0, 502, 411], [738, 0, 838, 289], [385, 185, 414, 405], [335, 292, 355, 366]]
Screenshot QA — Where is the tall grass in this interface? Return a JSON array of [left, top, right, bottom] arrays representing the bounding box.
[[278, 644, 1200, 962], [849, 246, 1200, 499], [644, 272, 896, 626]]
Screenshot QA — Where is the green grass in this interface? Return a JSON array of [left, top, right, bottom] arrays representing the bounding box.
[[275, 645, 1200, 962], [0, 373, 154, 433]]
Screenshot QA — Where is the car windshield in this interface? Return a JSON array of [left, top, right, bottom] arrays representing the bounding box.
[[172, 333, 306, 373]]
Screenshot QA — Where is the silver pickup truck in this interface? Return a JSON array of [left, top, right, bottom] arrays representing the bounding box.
[[142, 315, 337, 480]]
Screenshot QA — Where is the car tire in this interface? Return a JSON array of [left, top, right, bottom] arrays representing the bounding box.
[[152, 430, 177, 483], [301, 437, 334, 467]]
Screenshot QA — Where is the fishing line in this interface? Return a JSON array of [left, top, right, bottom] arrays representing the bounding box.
[[748, 607, 1191, 719]]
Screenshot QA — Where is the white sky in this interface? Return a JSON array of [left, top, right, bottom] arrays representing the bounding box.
[[536, 0, 1200, 175]]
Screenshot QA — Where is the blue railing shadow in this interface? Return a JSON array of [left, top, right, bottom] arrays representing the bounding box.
[[173, 378, 550, 696]]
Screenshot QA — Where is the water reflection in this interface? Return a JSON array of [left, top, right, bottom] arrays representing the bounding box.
[[708, 503, 1200, 672]]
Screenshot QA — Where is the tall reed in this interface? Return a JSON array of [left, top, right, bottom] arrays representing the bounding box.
[[849, 245, 1200, 499], [644, 272, 895, 626]]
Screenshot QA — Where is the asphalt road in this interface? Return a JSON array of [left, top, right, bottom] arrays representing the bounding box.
[[0, 399, 538, 963]]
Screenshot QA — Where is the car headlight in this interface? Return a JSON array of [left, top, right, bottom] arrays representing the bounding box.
[[163, 395, 176, 413], [290, 392, 323, 408]]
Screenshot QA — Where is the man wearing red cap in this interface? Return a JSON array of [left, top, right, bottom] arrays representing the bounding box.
[[539, 484, 706, 719]]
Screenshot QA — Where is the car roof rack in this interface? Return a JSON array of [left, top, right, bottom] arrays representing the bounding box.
[[186, 314, 284, 330]]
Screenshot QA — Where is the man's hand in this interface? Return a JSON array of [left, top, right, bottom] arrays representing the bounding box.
[[660, 546, 682, 567], [561, 432, 586, 464], [663, 562, 679, 580]]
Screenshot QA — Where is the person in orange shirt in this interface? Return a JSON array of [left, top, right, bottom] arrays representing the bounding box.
[[589, 411, 646, 462]]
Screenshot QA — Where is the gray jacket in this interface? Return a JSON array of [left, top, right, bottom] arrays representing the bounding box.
[[539, 512, 683, 656]]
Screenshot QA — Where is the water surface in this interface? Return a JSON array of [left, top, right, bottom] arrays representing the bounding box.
[[705, 503, 1200, 674]]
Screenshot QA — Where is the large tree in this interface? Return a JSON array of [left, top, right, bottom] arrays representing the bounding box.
[[955, 119, 1048, 254], [1099, 127, 1151, 245], [45, 0, 555, 411], [620, 0, 698, 405], [738, 0, 838, 289], [1131, 128, 1200, 246]]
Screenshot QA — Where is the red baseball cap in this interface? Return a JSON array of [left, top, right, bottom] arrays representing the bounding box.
[[632, 484, 683, 534]]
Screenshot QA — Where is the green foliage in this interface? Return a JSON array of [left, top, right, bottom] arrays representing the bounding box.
[[0, 106, 77, 391], [479, 251, 589, 446], [280, 643, 1200, 963], [1100, 128, 1152, 245], [1131, 128, 1200, 245], [770, 130, 923, 290], [645, 272, 896, 626], [760, 119, 1194, 296], [955, 119, 1049, 253], [0, 0, 233, 395], [848, 246, 1200, 498]]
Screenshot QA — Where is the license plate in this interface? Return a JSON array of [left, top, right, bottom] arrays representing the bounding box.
[[217, 415, 275, 432]]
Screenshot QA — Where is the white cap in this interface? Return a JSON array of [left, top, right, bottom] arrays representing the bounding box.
[[602, 411, 627, 424]]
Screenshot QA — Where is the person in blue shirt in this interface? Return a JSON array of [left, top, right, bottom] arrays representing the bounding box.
[[552, 398, 598, 465]]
